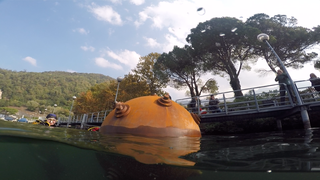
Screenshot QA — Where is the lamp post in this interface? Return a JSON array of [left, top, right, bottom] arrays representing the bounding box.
[[68, 96, 76, 122], [67, 96, 76, 128], [53, 104, 57, 113], [115, 77, 124, 103], [257, 33, 311, 129]]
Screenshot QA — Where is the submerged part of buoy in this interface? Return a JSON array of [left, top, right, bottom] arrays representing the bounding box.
[[100, 95, 201, 137], [99, 135, 201, 166]]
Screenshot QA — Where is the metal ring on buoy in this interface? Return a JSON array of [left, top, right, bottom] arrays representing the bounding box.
[[115, 102, 131, 118], [157, 94, 172, 107]]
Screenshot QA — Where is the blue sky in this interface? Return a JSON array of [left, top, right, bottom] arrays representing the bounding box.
[[1, 0, 320, 100]]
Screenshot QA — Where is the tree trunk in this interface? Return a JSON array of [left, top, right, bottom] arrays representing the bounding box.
[[230, 76, 243, 97]]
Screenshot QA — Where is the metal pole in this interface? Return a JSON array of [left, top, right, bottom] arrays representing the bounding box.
[[67, 96, 76, 127], [264, 40, 311, 129], [114, 77, 124, 103], [264, 41, 302, 104], [252, 89, 260, 112], [115, 82, 120, 103]]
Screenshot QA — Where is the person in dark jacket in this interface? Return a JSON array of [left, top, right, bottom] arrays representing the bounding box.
[[208, 95, 221, 113], [188, 97, 200, 113], [275, 69, 295, 105], [310, 73, 320, 93]]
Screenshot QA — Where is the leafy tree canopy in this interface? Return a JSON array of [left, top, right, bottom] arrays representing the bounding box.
[[0, 107, 18, 115], [0, 69, 113, 109], [132, 52, 166, 95], [154, 45, 218, 97], [247, 13, 320, 74], [186, 17, 260, 97]]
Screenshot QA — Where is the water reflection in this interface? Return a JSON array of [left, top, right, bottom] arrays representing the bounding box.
[[99, 135, 200, 166], [2, 120, 320, 179], [185, 129, 320, 172], [0, 121, 202, 180]]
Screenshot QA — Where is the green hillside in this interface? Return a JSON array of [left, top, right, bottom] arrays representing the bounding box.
[[0, 68, 114, 109]]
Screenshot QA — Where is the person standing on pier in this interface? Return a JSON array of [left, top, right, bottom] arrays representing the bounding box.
[[209, 95, 221, 113], [275, 69, 295, 105], [309, 73, 320, 93], [188, 97, 200, 113]]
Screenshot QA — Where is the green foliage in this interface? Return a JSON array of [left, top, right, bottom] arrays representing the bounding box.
[[0, 99, 8, 107], [26, 100, 39, 111], [74, 73, 153, 114], [248, 13, 320, 73], [186, 17, 260, 97], [132, 52, 166, 95], [154, 45, 218, 97], [0, 107, 18, 115], [0, 69, 113, 109]]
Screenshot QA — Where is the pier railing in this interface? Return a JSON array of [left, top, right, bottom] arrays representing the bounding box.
[[56, 79, 320, 126], [176, 79, 320, 117], [57, 110, 112, 128]]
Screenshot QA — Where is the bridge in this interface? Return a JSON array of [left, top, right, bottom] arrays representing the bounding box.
[[57, 79, 320, 129]]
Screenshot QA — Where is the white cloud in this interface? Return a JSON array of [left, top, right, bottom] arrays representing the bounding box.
[[110, 0, 122, 4], [105, 49, 140, 69], [89, 4, 122, 25], [23, 56, 37, 66], [134, 1, 209, 52], [67, 69, 76, 73], [95, 57, 123, 70], [74, 28, 89, 35], [135, 1, 199, 30], [80, 46, 95, 52], [130, 0, 144, 5], [134, 11, 148, 27], [162, 34, 184, 52], [144, 37, 160, 48]]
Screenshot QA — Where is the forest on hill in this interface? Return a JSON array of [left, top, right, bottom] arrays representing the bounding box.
[[0, 68, 114, 109]]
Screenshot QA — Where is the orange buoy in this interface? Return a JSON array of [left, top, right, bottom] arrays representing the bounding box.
[[100, 95, 201, 137]]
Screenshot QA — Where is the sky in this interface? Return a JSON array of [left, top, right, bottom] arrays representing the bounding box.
[[1, 0, 320, 101]]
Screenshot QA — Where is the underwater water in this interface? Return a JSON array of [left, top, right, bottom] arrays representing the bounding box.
[[1, 121, 320, 180]]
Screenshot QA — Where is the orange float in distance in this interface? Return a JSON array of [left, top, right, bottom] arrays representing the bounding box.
[[100, 95, 201, 137]]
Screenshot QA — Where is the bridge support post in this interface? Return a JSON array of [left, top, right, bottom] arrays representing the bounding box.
[[80, 114, 87, 129], [276, 119, 282, 131], [301, 107, 311, 129], [57, 117, 60, 127]]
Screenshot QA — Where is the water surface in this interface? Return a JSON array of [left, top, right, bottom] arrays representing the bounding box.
[[1, 121, 320, 180]]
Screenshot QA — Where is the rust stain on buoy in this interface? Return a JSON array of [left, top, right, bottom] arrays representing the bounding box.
[[100, 95, 201, 137]]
